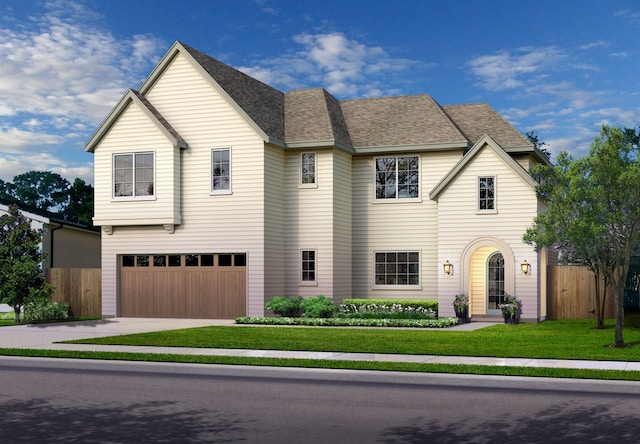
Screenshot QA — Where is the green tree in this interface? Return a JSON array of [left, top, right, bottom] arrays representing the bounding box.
[[11, 171, 70, 212], [525, 130, 552, 160], [524, 126, 640, 346], [65, 178, 94, 225], [0, 205, 51, 322]]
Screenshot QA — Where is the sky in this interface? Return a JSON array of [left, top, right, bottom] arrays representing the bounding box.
[[0, 0, 639, 184]]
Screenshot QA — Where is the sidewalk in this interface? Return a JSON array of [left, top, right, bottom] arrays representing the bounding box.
[[1, 318, 639, 372]]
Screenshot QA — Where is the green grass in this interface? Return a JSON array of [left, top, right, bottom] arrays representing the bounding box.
[[68, 319, 640, 362], [2, 347, 640, 381]]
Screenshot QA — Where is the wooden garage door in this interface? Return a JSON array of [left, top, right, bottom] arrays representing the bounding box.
[[120, 253, 246, 318]]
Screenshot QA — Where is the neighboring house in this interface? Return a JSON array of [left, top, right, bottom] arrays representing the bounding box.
[[0, 198, 101, 269], [86, 41, 551, 321]]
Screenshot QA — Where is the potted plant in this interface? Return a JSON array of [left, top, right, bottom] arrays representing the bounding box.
[[452, 293, 469, 323], [499, 293, 520, 324]]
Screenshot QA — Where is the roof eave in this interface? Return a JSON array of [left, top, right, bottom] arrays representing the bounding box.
[[353, 141, 470, 155]]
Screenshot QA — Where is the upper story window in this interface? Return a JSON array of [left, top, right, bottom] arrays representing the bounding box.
[[479, 176, 495, 211], [301, 152, 316, 186], [113, 152, 154, 198], [211, 148, 231, 194], [375, 156, 419, 200]]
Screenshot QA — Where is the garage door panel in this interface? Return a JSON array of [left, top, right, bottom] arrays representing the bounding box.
[[120, 254, 246, 319]]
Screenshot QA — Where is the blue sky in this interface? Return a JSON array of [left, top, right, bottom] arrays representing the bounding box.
[[1, 0, 639, 183]]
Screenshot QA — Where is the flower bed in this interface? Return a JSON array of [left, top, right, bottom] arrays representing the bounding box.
[[235, 316, 458, 328]]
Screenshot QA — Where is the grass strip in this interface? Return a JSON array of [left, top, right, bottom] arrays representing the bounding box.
[[0, 347, 638, 381], [68, 319, 640, 362]]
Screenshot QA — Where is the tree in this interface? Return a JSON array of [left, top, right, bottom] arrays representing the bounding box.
[[525, 130, 552, 160], [65, 178, 94, 225], [0, 205, 51, 322], [524, 126, 640, 346], [11, 171, 70, 212]]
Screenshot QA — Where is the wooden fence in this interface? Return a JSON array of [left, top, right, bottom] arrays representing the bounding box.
[[46, 268, 102, 318], [547, 265, 615, 319]]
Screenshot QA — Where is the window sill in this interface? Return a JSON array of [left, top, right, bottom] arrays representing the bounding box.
[[476, 209, 498, 215], [209, 190, 233, 196], [372, 198, 422, 204], [299, 183, 318, 189], [373, 285, 422, 290], [299, 281, 318, 287], [111, 196, 156, 202]]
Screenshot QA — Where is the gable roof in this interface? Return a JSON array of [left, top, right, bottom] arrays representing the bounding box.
[[86, 41, 536, 156], [86, 89, 187, 152], [429, 134, 538, 201]]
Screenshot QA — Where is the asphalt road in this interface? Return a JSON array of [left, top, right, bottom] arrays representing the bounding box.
[[1, 357, 639, 443]]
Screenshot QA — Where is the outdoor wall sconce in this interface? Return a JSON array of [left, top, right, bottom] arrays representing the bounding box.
[[521, 259, 531, 275], [443, 260, 453, 275]]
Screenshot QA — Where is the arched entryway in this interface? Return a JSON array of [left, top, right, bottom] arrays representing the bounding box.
[[460, 237, 515, 317]]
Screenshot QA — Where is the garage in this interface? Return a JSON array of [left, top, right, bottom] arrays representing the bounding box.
[[120, 253, 246, 318]]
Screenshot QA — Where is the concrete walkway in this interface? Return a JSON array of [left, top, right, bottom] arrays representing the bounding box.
[[1, 318, 639, 372]]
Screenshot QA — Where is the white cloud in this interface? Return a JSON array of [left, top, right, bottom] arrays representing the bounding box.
[[468, 46, 566, 91], [239, 32, 419, 98]]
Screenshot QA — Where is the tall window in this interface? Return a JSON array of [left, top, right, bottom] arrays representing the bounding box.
[[301, 249, 316, 282], [113, 152, 154, 198], [375, 251, 420, 285], [479, 176, 495, 210], [211, 148, 231, 193], [375, 156, 419, 199], [487, 252, 505, 311], [301, 153, 316, 185]]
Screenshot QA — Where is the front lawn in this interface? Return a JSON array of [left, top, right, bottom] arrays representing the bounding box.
[[69, 319, 640, 362]]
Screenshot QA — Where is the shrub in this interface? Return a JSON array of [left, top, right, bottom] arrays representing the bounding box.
[[266, 296, 304, 317], [339, 303, 436, 320], [23, 299, 69, 323], [300, 295, 338, 318], [342, 299, 438, 316], [235, 316, 458, 328]]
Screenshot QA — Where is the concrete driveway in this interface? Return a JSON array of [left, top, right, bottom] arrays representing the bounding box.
[[0, 317, 234, 350]]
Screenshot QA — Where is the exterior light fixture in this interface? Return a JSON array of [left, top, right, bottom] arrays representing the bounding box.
[[443, 260, 453, 275], [521, 260, 531, 275]]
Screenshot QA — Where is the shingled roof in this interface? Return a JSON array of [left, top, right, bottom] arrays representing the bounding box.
[[180, 43, 286, 142], [88, 41, 534, 155]]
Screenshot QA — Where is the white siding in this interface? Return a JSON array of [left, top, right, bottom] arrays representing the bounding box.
[[93, 103, 180, 226], [264, 144, 285, 307], [332, 149, 352, 303], [97, 52, 268, 317], [435, 144, 540, 319], [352, 151, 463, 300]]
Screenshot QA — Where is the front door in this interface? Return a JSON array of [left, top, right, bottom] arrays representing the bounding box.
[[487, 252, 505, 315]]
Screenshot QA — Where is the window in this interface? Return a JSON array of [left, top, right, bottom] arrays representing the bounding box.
[[211, 148, 231, 193], [113, 152, 154, 198], [375, 251, 419, 285], [479, 176, 495, 210], [301, 250, 316, 282], [301, 153, 316, 185], [375, 156, 419, 200]]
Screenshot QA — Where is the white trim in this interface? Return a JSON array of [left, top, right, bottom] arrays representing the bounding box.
[[299, 152, 318, 189], [373, 154, 421, 202], [372, 250, 422, 289], [477, 175, 497, 213], [300, 248, 317, 285], [111, 151, 156, 200], [210, 147, 232, 195]]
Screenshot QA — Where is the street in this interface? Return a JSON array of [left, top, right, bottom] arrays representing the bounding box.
[[1, 357, 639, 443]]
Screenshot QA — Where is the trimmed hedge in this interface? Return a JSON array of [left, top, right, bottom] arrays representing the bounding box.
[[342, 299, 438, 315], [235, 316, 458, 328]]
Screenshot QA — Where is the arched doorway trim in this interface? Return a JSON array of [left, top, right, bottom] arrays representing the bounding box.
[[460, 237, 515, 297]]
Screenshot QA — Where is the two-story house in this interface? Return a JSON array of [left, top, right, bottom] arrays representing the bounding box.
[[86, 41, 550, 321]]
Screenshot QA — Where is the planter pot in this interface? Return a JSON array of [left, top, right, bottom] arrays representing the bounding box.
[[455, 308, 469, 324]]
